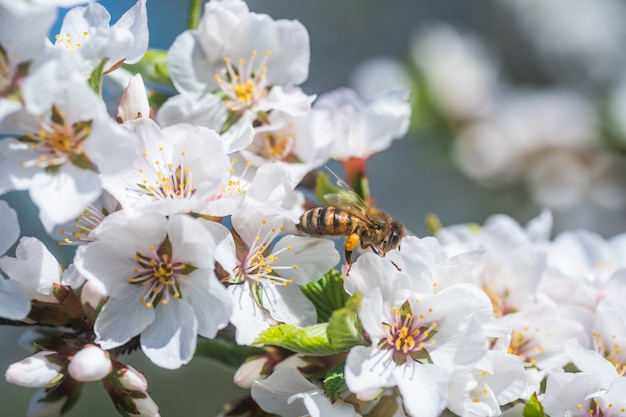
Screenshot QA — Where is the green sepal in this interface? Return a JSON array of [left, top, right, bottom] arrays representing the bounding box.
[[327, 293, 366, 350], [28, 284, 84, 327], [88, 58, 108, 96], [157, 235, 173, 258], [253, 323, 343, 356], [44, 164, 62, 174], [122, 48, 174, 89], [323, 362, 347, 400], [195, 338, 266, 369], [17, 134, 40, 144], [222, 109, 243, 134], [50, 104, 65, 126], [69, 153, 96, 171], [523, 392, 546, 417], [302, 269, 348, 323]]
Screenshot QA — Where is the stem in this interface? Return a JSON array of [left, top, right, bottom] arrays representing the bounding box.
[[187, 0, 203, 30]]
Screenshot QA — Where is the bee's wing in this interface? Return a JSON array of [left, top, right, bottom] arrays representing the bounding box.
[[323, 166, 368, 212]]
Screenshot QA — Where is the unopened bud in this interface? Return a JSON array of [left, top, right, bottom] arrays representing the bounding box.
[[117, 73, 151, 122], [5, 351, 62, 388], [80, 280, 107, 309], [118, 365, 148, 392], [134, 394, 161, 417], [68, 345, 112, 382], [234, 356, 269, 388]]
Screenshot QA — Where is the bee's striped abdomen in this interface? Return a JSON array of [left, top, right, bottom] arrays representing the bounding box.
[[298, 207, 352, 236]]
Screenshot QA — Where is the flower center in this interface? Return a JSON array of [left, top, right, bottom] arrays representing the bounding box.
[[506, 326, 548, 366], [260, 127, 296, 162], [232, 219, 298, 286], [136, 148, 195, 200], [593, 331, 626, 376], [58, 204, 110, 246], [482, 285, 513, 317], [127, 236, 197, 308], [379, 301, 437, 365], [54, 31, 89, 54], [17, 105, 94, 171], [214, 50, 270, 112]]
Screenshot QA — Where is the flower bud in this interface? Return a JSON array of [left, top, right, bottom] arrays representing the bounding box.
[[80, 280, 107, 309], [68, 345, 112, 382], [234, 356, 269, 388], [134, 394, 161, 417], [117, 73, 151, 122], [118, 365, 148, 392], [5, 351, 62, 388]]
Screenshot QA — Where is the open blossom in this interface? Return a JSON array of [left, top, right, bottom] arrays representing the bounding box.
[[344, 253, 494, 417], [157, 0, 312, 148], [227, 206, 339, 344], [74, 210, 233, 369], [238, 108, 334, 183], [313, 87, 410, 160], [0, 57, 138, 229], [53, 0, 148, 75], [436, 213, 548, 317], [0, 237, 62, 303], [101, 117, 234, 216], [447, 350, 526, 416]]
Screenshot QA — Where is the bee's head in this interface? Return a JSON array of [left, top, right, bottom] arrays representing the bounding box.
[[384, 220, 405, 253]]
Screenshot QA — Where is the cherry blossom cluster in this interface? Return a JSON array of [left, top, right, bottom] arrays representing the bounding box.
[[0, 1, 624, 417]]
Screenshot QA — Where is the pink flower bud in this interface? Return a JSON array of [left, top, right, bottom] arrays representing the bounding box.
[[68, 345, 112, 382], [5, 351, 62, 388]]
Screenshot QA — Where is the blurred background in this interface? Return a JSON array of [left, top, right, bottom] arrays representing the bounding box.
[[3, 0, 626, 415]]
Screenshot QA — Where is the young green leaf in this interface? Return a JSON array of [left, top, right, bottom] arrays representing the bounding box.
[[253, 323, 343, 356], [327, 293, 366, 350], [523, 392, 546, 417], [302, 269, 348, 323]]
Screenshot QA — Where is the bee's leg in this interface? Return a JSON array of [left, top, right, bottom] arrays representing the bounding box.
[[344, 233, 360, 276]]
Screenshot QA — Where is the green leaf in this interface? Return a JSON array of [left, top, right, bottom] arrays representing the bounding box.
[[195, 338, 266, 369], [253, 323, 342, 356], [323, 362, 347, 400], [88, 58, 108, 96], [523, 392, 545, 417], [327, 293, 366, 350], [122, 48, 174, 89], [302, 269, 348, 323]]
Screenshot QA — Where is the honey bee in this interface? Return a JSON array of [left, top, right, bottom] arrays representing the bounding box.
[[296, 168, 405, 274]]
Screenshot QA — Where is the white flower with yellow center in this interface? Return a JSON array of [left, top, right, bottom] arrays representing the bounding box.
[[0, 58, 138, 230], [239, 108, 334, 183], [74, 211, 233, 369], [53, 0, 148, 75], [226, 206, 339, 344], [344, 254, 494, 417], [157, 0, 312, 146]]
